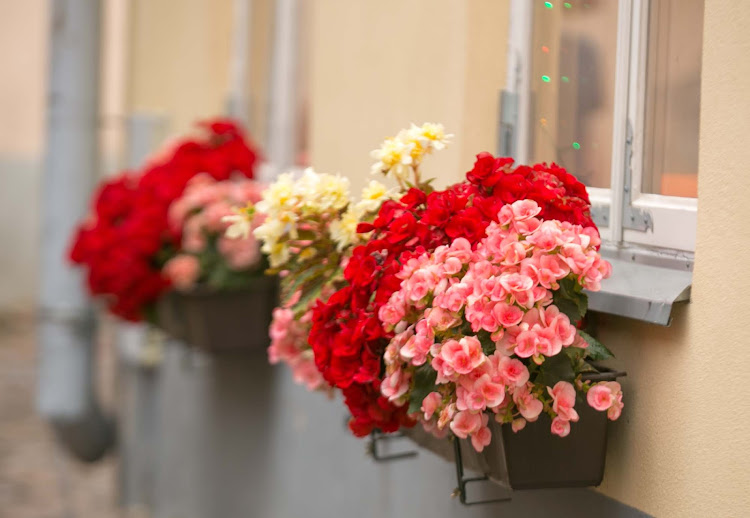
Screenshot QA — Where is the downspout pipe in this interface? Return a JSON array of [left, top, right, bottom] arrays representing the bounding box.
[[265, 0, 300, 179], [37, 0, 115, 462]]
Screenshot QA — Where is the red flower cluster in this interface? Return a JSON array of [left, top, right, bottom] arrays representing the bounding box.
[[467, 152, 594, 228], [69, 120, 259, 321], [308, 153, 594, 436]]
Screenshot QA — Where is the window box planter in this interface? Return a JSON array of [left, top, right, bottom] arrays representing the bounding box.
[[155, 276, 279, 351], [403, 369, 624, 490]]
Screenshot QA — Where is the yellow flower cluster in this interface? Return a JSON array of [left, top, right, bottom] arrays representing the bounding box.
[[249, 169, 395, 267], [370, 122, 452, 183], [253, 168, 351, 267], [329, 180, 398, 252]]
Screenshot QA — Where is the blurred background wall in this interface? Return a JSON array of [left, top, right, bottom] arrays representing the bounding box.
[[0, 0, 48, 311]]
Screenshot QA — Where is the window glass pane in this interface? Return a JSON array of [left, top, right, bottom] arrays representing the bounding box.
[[641, 0, 703, 198], [529, 0, 619, 188]]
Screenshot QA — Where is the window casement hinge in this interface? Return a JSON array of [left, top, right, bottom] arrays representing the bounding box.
[[622, 119, 653, 232], [591, 206, 610, 228]]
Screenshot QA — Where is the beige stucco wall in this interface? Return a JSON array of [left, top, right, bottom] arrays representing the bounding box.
[[0, 0, 48, 310], [127, 0, 234, 139], [309, 0, 509, 194], [595, 1, 750, 516]]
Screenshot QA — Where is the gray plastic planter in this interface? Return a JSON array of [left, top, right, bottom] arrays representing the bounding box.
[[155, 276, 279, 351], [404, 369, 624, 490]]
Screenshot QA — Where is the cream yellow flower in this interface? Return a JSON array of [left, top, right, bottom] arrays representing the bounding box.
[[222, 204, 256, 240], [256, 173, 296, 216], [408, 122, 452, 153], [266, 241, 291, 268], [222, 213, 252, 240], [330, 205, 364, 252], [356, 180, 396, 214], [370, 136, 415, 182]]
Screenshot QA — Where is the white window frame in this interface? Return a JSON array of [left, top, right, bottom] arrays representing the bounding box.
[[505, 0, 698, 254]]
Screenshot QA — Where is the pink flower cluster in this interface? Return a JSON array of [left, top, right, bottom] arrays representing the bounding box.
[[163, 175, 265, 290], [587, 381, 624, 420], [268, 308, 327, 391], [379, 200, 615, 451]]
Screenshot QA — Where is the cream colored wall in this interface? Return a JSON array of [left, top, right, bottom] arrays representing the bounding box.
[[309, 0, 509, 194], [0, 0, 48, 309], [596, 1, 750, 516], [127, 0, 234, 139]]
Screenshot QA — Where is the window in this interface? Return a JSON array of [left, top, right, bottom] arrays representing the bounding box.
[[504, 0, 703, 254]]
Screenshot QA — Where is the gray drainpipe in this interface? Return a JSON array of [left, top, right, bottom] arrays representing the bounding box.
[[37, 0, 115, 462]]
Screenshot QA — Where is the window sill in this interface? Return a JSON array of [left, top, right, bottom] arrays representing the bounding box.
[[585, 247, 692, 326]]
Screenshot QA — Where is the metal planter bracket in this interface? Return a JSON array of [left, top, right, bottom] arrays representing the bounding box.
[[367, 431, 418, 462], [452, 439, 512, 507]]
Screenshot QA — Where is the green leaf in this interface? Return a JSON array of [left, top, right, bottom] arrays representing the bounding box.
[[535, 353, 575, 388], [291, 276, 327, 317], [563, 345, 600, 375], [477, 331, 496, 356], [282, 262, 327, 304], [552, 276, 588, 322], [578, 330, 615, 361], [407, 364, 438, 415]]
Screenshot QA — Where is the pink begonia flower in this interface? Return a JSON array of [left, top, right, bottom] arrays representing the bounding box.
[[440, 336, 485, 375], [422, 392, 443, 421], [545, 306, 576, 346], [292, 359, 325, 391], [399, 334, 431, 366], [513, 217, 542, 236], [608, 394, 624, 421], [450, 410, 483, 439], [471, 414, 492, 452], [511, 199, 543, 221], [456, 386, 487, 412], [381, 369, 410, 402], [269, 308, 294, 341], [500, 241, 527, 266], [559, 243, 595, 275], [446, 237, 473, 263], [511, 418, 527, 433], [548, 381, 579, 422], [535, 326, 563, 357], [513, 384, 543, 422], [443, 256, 463, 275], [526, 221, 562, 251], [431, 356, 455, 384], [514, 330, 539, 359], [426, 307, 461, 332], [493, 302, 524, 327], [497, 356, 530, 387], [499, 272, 534, 294], [587, 383, 615, 411], [379, 295, 406, 326], [497, 205, 515, 227], [163, 254, 200, 291], [405, 269, 434, 302], [437, 403, 457, 430], [551, 416, 571, 437], [182, 216, 207, 253], [475, 374, 506, 407], [587, 381, 624, 420]]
